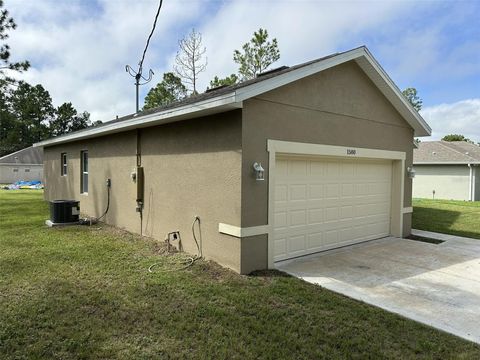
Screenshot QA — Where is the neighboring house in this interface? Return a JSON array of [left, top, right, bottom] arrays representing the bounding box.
[[413, 141, 480, 201], [0, 146, 43, 184], [35, 46, 431, 274]]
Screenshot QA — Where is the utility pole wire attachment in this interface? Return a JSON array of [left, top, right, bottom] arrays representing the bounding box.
[[125, 0, 164, 113]]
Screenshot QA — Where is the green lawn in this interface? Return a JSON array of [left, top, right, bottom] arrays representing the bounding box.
[[413, 198, 480, 239], [1, 191, 479, 359]]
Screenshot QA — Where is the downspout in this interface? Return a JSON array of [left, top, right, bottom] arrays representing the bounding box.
[[468, 164, 473, 201], [473, 165, 477, 201], [136, 129, 144, 234]]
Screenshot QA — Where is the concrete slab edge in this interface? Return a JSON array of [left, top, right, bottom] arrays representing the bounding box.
[[45, 219, 80, 227], [279, 268, 480, 345], [412, 229, 478, 242]]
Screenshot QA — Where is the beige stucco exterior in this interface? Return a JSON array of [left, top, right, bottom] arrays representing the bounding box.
[[413, 164, 479, 201], [43, 60, 417, 274]]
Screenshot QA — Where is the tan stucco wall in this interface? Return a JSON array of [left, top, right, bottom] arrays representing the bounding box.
[[140, 112, 242, 271], [413, 165, 471, 201], [44, 111, 243, 272], [0, 164, 43, 184], [240, 61, 415, 272], [44, 131, 139, 233]]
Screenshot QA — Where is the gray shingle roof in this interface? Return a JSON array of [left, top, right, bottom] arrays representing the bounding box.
[[0, 146, 43, 164], [414, 141, 480, 164], [36, 51, 345, 143]]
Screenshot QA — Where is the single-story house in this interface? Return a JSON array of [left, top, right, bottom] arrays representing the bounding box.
[[0, 146, 43, 184], [413, 141, 480, 201], [34, 46, 431, 274]]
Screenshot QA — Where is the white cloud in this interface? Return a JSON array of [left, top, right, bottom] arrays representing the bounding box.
[[420, 99, 480, 143], [196, 0, 414, 90], [6, 0, 203, 120], [4, 0, 478, 124]]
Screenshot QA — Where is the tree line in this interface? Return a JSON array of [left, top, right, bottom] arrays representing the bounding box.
[[0, 1, 96, 157]]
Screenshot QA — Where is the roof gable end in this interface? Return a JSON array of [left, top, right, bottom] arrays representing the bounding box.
[[35, 46, 431, 148]]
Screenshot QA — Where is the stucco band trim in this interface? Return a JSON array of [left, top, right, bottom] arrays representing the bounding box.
[[267, 140, 406, 268], [218, 223, 269, 238]]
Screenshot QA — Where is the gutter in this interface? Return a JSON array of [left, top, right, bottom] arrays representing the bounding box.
[[414, 161, 480, 165], [34, 93, 241, 148]]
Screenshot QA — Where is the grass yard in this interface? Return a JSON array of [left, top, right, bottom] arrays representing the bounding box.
[[413, 198, 480, 239], [1, 191, 480, 359]]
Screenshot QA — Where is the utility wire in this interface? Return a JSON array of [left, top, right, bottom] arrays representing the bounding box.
[[126, 0, 164, 112], [138, 0, 163, 75]]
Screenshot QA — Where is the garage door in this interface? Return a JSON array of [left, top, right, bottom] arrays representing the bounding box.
[[273, 156, 392, 262]]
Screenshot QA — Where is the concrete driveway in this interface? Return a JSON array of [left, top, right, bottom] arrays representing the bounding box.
[[276, 230, 480, 344]]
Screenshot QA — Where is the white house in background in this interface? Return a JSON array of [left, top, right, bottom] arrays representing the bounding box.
[[413, 141, 480, 201], [0, 146, 43, 184]]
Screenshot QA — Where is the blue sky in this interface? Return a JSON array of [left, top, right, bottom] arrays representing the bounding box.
[[5, 0, 480, 141]]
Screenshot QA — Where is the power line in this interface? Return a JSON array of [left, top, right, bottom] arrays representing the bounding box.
[[138, 0, 163, 75], [126, 0, 164, 113]]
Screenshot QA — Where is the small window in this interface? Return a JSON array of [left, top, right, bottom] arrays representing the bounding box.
[[81, 150, 88, 194], [25, 168, 30, 172], [61, 153, 67, 176], [13, 168, 18, 172]]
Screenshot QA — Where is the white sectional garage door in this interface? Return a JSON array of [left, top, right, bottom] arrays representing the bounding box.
[[273, 156, 392, 262]]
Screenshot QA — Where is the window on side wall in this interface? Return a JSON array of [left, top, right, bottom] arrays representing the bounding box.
[[81, 150, 88, 194], [61, 153, 67, 176], [25, 168, 30, 172]]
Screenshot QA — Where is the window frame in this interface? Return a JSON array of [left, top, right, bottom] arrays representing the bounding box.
[[61, 153, 67, 176], [80, 150, 88, 194]]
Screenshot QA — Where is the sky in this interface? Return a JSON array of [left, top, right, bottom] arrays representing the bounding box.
[[4, 0, 480, 142]]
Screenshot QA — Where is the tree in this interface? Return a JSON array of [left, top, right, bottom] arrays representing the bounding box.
[[50, 102, 91, 136], [402, 87, 422, 112], [174, 28, 207, 94], [8, 82, 54, 149], [0, 0, 29, 84], [209, 74, 238, 89], [233, 28, 280, 80], [441, 134, 473, 143], [143, 72, 187, 110]]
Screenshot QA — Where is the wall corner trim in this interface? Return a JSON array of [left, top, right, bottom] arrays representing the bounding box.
[[402, 207, 413, 214], [218, 223, 269, 238]]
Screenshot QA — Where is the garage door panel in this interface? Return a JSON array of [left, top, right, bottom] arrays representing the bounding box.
[[290, 209, 307, 227], [289, 184, 307, 200], [307, 232, 323, 250], [288, 234, 307, 255], [309, 184, 324, 199], [273, 156, 392, 262]]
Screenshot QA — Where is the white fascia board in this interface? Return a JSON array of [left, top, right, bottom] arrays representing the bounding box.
[[0, 163, 43, 166], [414, 161, 480, 165], [34, 93, 241, 147], [235, 48, 366, 102], [358, 48, 431, 137]]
